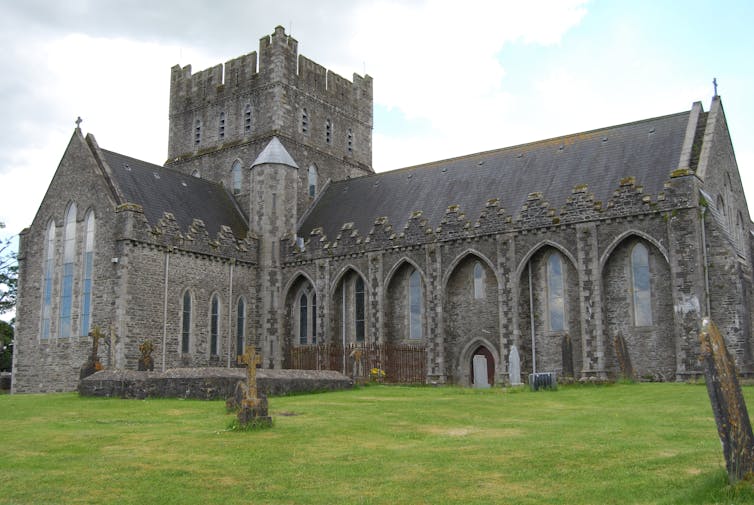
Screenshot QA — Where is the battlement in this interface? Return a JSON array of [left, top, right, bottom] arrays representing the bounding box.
[[169, 26, 372, 115]]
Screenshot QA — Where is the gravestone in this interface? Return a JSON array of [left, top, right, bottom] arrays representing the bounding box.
[[235, 346, 272, 427], [561, 334, 574, 378], [699, 319, 754, 482], [613, 334, 635, 380], [473, 354, 490, 388], [79, 326, 104, 379], [508, 345, 522, 385], [137, 339, 154, 371]]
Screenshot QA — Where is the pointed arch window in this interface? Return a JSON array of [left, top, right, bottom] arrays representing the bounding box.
[[80, 212, 95, 336], [244, 104, 252, 133], [308, 165, 318, 197], [231, 160, 242, 195], [473, 262, 485, 299], [355, 277, 365, 342], [218, 112, 226, 139], [236, 297, 246, 357], [631, 243, 652, 326], [301, 108, 309, 133], [41, 221, 56, 339], [210, 294, 220, 356], [59, 203, 77, 338], [194, 119, 202, 145], [296, 287, 317, 345], [547, 253, 565, 331], [409, 269, 423, 340], [181, 291, 192, 353], [299, 293, 308, 345]]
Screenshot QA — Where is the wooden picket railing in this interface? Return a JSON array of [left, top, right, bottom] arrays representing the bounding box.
[[287, 342, 427, 384]]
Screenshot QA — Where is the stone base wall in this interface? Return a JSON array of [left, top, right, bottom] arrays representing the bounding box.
[[78, 367, 352, 399]]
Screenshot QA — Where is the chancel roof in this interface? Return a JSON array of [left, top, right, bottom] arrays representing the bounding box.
[[102, 150, 248, 239], [299, 110, 694, 240]]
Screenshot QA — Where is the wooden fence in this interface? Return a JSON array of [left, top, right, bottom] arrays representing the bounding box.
[[287, 342, 427, 384]]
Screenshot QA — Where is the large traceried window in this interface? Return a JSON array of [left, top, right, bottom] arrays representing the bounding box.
[[631, 243, 652, 326], [59, 203, 77, 338], [355, 277, 365, 342], [473, 261, 485, 299], [409, 269, 423, 340], [231, 160, 242, 195], [210, 294, 220, 356], [181, 291, 192, 353], [236, 297, 246, 357], [297, 288, 317, 345], [547, 253, 565, 332], [42, 221, 56, 339], [308, 165, 318, 197], [80, 211, 95, 336]]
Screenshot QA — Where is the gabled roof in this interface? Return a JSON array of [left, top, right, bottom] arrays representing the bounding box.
[[252, 136, 298, 169], [299, 110, 696, 240], [102, 149, 248, 238]]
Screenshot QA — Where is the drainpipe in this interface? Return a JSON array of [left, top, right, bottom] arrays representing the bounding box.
[[227, 260, 234, 367], [161, 249, 171, 372], [700, 206, 712, 317], [342, 281, 347, 374], [529, 261, 537, 375]]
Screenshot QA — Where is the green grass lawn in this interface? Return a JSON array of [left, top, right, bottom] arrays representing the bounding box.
[[1, 383, 753, 505]]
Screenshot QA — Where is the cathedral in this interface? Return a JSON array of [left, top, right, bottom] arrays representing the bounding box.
[[11, 26, 754, 393]]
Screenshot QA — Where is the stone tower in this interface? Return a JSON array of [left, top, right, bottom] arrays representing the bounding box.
[[165, 26, 373, 225]]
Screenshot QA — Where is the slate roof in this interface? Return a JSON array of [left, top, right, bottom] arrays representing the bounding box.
[[102, 149, 248, 239], [299, 110, 694, 240]]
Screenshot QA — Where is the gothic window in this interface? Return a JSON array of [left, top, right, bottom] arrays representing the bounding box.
[[41, 221, 56, 339], [181, 291, 192, 353], [244, 104, 252, 133], [236, 297, 246, 357], [301, 108, 309, 133], [80, 211, 95, 336], [473, 261, 485, 299], [296, 287, 317, 345], [325, 119, 332, 145], [347, 129, 353, 154], [355, 277, 365, 342], [298, 293, 308, 345], [308, 165, 318, 197], [546, 253, 565, 331], [59, 203, 76, 338], [409, 269, 423, 340], [631, 243, 652, 326], [194, 119, 202, 145], [231, 160, 242, 195], [218, 112, 226, 139], [210, 294, 220, 356], [717, 195, 726, 217]]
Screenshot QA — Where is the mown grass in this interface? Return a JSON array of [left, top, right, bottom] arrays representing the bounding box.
[[1, 383, 753, 504]]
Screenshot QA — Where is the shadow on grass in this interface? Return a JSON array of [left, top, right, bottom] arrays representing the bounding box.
[[665, 469, 754, 505]]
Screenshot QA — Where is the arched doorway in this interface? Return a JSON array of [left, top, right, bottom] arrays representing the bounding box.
[[470, 345, 495, 388]]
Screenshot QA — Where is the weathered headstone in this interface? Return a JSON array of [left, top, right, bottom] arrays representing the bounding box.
[[509, 345, 522, 385], [235, 346, 272, 427], [613, 334, 635, 380], [79, 326, 104, 379], [137, 339, 154, 371], [473, 355, 490, 388], [561, 334, 574, 378], [699, 318, 754, 482]]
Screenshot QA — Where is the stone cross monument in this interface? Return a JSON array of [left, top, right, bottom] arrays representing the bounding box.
[[235, 346, 272, 427]]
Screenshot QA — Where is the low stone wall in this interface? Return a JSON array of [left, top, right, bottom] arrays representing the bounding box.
[[78, 367, 352, 399]]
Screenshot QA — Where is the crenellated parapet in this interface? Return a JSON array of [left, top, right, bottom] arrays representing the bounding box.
[[283, 174, 699, 264], [115, 205, 257, 262]]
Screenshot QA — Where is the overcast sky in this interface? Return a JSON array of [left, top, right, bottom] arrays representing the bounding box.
[[1, 0, 753, 244]]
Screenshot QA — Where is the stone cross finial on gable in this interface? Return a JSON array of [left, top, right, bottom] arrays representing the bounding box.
[[713, 78, 718, 97], [75, 116, 83, 128]]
